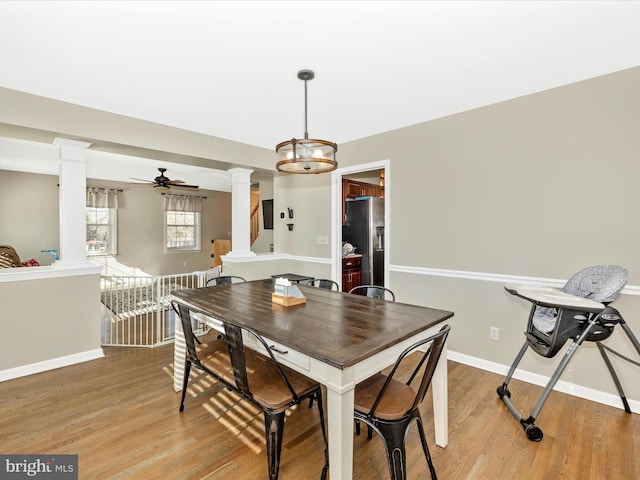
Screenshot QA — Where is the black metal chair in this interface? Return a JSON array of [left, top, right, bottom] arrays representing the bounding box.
[[172, 300, 329, 480], [354, 324, 451, 480], [189, 276, 246, 343], [205, 275, 247, 286], [349, 284, 396, 301], [349, 284, 397, 438], [300, 278, 340, 291]]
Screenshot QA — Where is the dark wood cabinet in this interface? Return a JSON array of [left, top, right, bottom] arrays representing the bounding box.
[[342, 256, 362, 292], [342, 178, 384, 224], [344, 179, 381, 199]]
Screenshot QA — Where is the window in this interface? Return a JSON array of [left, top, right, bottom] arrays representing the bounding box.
[[164, 193, 203, 253], [165, 211, 201, 252], [86, 207, 117, 255], [86, 187, 118, 256]]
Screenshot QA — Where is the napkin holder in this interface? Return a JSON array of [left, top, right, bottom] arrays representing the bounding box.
[[272, 278, 306, 307]]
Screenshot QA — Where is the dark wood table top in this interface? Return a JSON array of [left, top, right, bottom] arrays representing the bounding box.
[[171, 278, 453, 369]]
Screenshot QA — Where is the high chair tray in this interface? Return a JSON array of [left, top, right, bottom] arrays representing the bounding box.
[[504, 284, 604, 312]]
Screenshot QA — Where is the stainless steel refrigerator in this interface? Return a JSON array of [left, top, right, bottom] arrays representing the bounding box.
[[342, 197, 385, 286]]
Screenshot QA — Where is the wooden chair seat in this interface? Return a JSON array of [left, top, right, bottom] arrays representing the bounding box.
[[195, 338, 233, 372], [354, 373, 416, 420], [198, 339, 321, 412]]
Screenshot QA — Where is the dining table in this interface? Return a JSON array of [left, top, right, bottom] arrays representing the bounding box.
[[171, 278, 454, 480]]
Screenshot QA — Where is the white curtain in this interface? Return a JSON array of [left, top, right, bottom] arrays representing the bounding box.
[[86, 187, 118, 208], [163, 194, 203, 212]]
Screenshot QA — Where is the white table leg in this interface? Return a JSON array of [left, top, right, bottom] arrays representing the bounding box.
[[326, 385, 355, 480], [173, 315, 186, 392], [431, 342, 448, 447]]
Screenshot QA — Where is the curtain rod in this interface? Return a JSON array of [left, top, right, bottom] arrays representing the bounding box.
[[58, 185, 123, 192], [161, 192, 207, 199], [87, 187, 123, 192]]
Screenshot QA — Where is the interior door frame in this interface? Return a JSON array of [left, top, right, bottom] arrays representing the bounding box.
[[331, 159, 390, 289]]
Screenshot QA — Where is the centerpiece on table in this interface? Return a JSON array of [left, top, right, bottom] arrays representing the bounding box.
[[272, 277, 307, 306]]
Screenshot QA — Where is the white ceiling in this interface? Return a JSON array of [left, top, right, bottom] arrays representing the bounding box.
[[1, 1, 640, 182]]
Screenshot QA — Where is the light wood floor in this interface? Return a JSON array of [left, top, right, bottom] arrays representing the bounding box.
[[1, 334, 638, 479]]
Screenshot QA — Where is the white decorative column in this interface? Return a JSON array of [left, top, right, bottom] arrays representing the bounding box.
[[226, 167, 255, 257], [54, 138, 93, 267]]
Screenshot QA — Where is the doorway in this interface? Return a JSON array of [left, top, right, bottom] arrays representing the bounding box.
[[331, 160, 390, 291]]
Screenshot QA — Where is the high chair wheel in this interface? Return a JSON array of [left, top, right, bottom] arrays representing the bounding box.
[[524, 424, 543, 442]]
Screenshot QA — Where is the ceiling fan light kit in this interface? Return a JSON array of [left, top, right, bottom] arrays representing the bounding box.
[[276, 69, 338, 174]]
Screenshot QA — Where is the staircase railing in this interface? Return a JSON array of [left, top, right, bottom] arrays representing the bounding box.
[[250, 203, 260, 245], [100, 267, 219, 347]]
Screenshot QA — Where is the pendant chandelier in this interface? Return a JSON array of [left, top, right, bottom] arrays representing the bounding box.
[[276, 69, 338, 174]]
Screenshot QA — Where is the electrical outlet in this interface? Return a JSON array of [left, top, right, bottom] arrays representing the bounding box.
[[490, 326, 499, 340], [317, 236, 329, 245]]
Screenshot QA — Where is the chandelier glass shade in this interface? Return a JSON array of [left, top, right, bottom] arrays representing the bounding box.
[[276, 70, 337, 174]]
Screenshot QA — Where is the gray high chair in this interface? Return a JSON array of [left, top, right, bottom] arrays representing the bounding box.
[[497, 265, 640, 441]]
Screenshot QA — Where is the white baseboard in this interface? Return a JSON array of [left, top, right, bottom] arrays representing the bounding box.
[[0, 348, 105, 382], [448, 350, 640, 414]]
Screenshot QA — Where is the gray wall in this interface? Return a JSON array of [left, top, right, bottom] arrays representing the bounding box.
[[275, 173, 334, 258], [0, 170, 60, 266], [0, 273, 102, 371], [340, 67, 640, 280]]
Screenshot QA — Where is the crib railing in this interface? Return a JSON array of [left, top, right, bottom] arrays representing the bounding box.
[[100, 267, 219, 347]]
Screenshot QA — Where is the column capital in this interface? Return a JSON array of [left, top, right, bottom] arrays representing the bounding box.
[[228, 167, 254, 182], [54, 138, 92, 162]]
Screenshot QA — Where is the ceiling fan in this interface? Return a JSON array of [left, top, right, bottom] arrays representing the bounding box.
[[128, 168, 199, 191]]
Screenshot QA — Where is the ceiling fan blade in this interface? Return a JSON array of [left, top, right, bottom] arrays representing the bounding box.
[[126, 170, 198, 190]]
